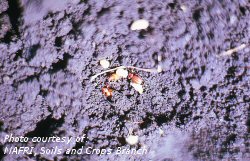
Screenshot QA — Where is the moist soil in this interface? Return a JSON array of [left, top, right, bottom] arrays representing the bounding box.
[[0, 0, 249, 160]]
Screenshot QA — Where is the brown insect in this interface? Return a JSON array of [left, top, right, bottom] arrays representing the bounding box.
[[128, 73, 143, 84], [102, 86, 113, 98]]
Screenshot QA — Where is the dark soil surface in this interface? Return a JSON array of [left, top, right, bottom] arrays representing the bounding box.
[[0, 0, 249, 160]]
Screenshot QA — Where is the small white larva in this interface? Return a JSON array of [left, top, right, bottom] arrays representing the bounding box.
[[99, 59, 110, 69], [116, 68, 128, 78], [130, 19, 149, 31]]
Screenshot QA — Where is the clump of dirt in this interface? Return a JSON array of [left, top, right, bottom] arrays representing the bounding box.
[[0, 0, 249, 160]]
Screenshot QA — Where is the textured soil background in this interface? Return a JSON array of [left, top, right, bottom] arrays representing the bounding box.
[[0, 0, 250, 160]]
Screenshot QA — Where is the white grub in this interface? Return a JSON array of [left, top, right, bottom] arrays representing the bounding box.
[[116, 68, 128, 78], [126, 135, 139, 145], [99, 59, 110, 69], [131, 83, 143, 94], [130, 19, 149, 31], [220, 44, 247, 56]]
